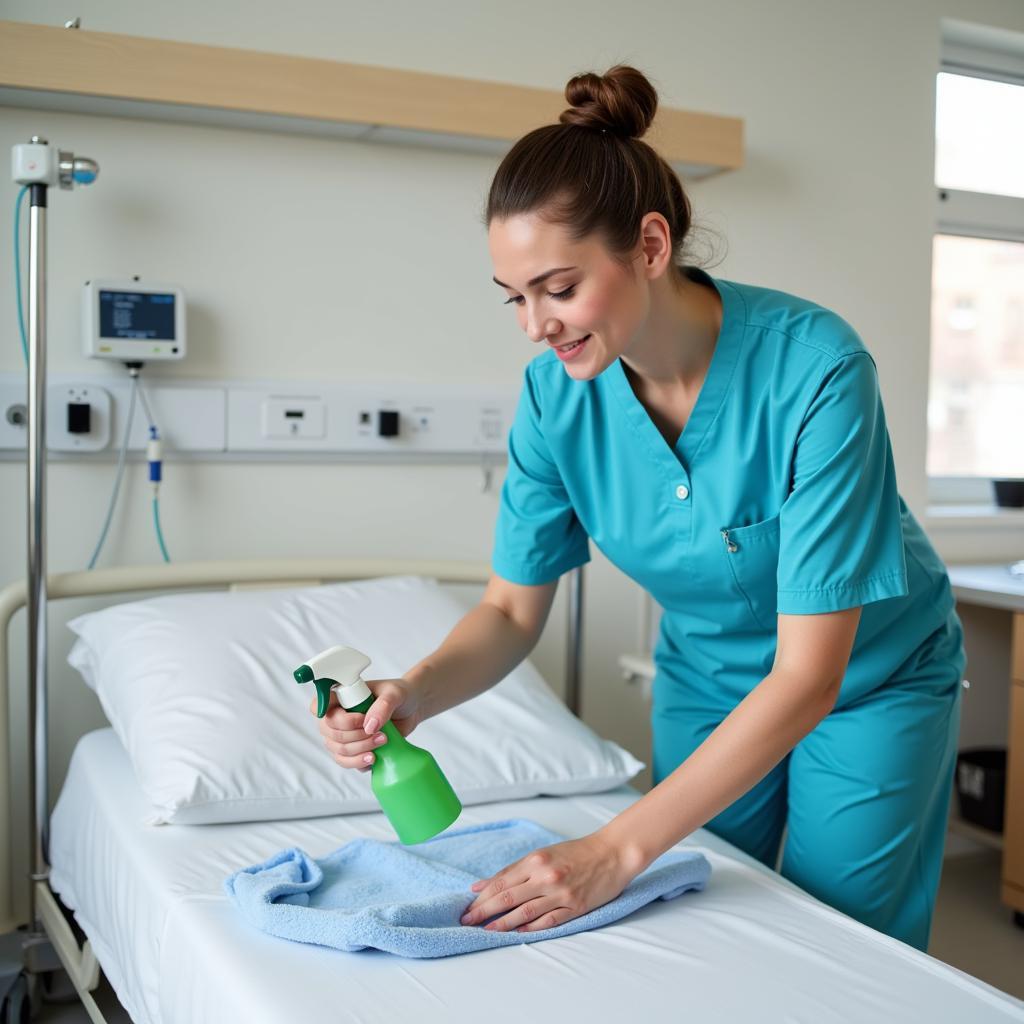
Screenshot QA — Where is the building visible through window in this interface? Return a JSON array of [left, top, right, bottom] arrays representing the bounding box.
[[928, 234, 1024, 477], [928, 59, 1024, 491]]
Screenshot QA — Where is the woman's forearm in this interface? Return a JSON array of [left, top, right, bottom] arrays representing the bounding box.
[[601, 668, 841, 875], [405, 601, 538, 720]]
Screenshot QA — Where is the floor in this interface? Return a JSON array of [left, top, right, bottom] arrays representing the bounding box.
[[31, 850, 1024, 1022], [929, 850, 1024, 1000]]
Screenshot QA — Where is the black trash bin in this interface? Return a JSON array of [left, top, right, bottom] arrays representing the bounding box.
[[955, 748, 1007, 833]]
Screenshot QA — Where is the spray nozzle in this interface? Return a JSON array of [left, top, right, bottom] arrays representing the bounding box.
[[294, 645, 373, 718]]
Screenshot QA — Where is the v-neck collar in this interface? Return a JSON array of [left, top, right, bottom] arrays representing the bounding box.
[[606, 266, 746, 472]]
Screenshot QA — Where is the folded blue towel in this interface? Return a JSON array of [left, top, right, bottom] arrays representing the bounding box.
[[224, 818, 711, 958]]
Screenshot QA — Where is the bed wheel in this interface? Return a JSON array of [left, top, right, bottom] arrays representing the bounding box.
[[1, 975, 29, 1024]]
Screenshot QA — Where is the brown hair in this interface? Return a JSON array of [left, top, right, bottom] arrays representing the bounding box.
[[485, 65, 696, 280]]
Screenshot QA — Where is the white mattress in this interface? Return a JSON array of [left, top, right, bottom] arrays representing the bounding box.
[[50, 728, 1024, 1024]]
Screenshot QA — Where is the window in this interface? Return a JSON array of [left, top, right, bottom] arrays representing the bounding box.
[[935, 72, 1024, 199], [928, 25, 1024, 503], [929, 234, 1024, 477]]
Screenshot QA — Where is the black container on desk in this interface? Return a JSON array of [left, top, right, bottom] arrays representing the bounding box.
[[993, 479, 1024, 508], [956, 748, 1007, 833]]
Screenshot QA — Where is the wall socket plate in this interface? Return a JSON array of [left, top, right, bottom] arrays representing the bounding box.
[[0, 380, 112, 452], [261, 397, 326, 439], [47, 383, 112, 452], [1, 380, 113, 452]]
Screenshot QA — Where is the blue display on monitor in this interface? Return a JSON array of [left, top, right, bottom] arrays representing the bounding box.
[[99, 290, 176, 340]]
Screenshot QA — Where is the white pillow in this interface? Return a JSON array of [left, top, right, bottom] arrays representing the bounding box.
[[66, 576, 643, 825]]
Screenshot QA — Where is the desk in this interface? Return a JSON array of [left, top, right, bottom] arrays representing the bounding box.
[[947, 564, 1024, 922]]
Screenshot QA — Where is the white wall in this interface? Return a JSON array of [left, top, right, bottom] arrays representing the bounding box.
[[3, 0, 1024, 918]]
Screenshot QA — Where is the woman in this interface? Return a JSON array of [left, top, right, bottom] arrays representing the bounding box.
[[315, 65, 965, 953]]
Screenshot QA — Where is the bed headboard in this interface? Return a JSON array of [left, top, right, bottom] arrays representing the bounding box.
[[0, 558, 583, 933]]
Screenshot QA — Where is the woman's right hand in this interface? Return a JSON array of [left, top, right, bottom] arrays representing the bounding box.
[[312, 677, 425, 773]]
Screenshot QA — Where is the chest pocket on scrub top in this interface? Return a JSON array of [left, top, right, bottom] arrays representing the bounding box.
[[719, 512, 781, 631]]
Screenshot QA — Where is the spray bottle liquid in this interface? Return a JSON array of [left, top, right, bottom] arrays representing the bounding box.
[[295, 644, 462, 845]]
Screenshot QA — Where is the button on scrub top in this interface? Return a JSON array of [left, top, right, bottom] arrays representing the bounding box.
[[491, 267, 965, 712]]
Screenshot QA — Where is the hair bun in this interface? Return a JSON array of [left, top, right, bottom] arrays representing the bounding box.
[[559, 65, 658, 139]]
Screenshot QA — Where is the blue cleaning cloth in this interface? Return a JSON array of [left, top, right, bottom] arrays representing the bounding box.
[[224, 818, 711, 958]]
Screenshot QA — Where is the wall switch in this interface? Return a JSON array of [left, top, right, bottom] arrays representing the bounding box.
[[377, 409, 400, 437]]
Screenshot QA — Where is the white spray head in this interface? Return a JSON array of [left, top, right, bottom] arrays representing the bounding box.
[[295, 644, 373, 716]]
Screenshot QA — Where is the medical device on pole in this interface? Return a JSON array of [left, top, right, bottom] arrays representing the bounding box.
[[82, 278, 186, 362], [77, 277, 182, 568]]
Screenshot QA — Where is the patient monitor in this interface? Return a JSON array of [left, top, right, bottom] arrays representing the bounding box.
[[82, 278, 186, 361]]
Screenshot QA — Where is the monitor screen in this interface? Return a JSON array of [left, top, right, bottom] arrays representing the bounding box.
[[99, 290, 176, 340]]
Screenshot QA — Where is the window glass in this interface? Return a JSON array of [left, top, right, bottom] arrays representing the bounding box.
[[935, 72, 1024, 199], [928, 234, 1024, 477]]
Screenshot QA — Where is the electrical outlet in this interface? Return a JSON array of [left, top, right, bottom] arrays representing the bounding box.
[[261, 398, 326, 439], [1, 380, 113, 451], [47, 383, 111, 452]]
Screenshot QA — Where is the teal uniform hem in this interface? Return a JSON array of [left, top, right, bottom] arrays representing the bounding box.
[[491, 548, 591, 587], [777, 571, 910, 614]]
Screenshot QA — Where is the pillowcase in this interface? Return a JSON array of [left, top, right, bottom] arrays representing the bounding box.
[[66, 575, 643, 825]]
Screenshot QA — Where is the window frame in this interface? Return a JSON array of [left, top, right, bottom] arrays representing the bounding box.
[[928, 27, 1024, 506]]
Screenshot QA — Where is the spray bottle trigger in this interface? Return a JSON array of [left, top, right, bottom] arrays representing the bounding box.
[[294, 664, 335, 719]]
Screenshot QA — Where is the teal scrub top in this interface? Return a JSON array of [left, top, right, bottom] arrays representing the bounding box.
[[491, 266, 963, 708]]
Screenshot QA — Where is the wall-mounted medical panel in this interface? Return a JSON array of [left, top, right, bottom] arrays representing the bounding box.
[[226, 383, 515, 454], [0, 374, 226, 453], [0, 374, 515, 457]]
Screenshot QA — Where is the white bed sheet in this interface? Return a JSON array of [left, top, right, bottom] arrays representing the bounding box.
[[49, 728, 1024, 1024]]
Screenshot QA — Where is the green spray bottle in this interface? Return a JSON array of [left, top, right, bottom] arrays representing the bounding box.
[[295, 644, 462, 845]]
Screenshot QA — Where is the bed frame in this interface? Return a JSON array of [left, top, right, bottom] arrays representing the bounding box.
[[0, 558, 583, 1023]]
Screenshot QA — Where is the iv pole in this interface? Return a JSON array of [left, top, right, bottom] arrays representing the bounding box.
[[26, 152, 49, 930], [12, 137, 99, 932]]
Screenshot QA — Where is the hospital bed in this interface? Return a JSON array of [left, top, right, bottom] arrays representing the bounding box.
[[2, 560, 1023, 1024]]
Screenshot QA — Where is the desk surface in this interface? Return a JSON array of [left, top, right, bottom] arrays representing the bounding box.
[[948, 564, 1024, 612]]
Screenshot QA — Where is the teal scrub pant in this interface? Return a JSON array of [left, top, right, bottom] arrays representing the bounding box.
[[652, 672, 962, 952]]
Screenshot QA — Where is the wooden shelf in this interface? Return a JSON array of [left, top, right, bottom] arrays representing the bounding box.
[[0, 20, 743, 178]]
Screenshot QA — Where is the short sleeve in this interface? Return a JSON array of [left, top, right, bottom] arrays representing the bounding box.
[[491, 366, 590, 585], [776, 352, 908, 614]]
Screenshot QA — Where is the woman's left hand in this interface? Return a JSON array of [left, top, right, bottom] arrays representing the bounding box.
[[460, 831, 642, 933]]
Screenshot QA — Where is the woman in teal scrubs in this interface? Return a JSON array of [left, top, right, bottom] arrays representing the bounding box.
[[315, 66, 965, 952]]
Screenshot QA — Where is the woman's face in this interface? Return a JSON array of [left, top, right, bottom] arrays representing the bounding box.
[[488, 212, 649, 381]]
